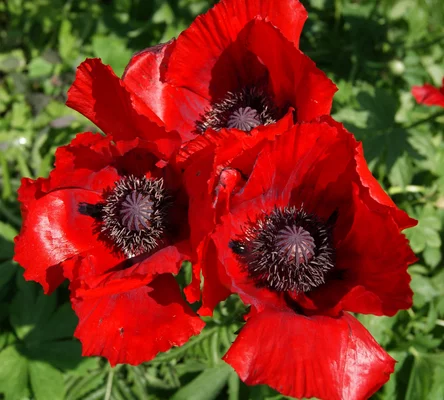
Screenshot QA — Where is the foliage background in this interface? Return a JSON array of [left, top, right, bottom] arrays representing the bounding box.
[[1, 0, 444, 399]]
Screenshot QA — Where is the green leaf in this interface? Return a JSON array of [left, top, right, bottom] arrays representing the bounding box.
[[58, 19, 78, 64], [0, 345, 29, 400], [92, 35, 132, 77], [228, 371, 240, 400], [26, 341, 91, 373], [29, 360, 65, 400], [378, 351, 409, 400], [171, 363, 233, 400], [357, 314, 397, 347], [423, 246, 442, 269], [0, 260, 17, 291], [388, 153, 413, 189], [411, 273, 438, 308], [0, 221, 17, 261], [26, 302, 78, 343], [28, 57, 53, 79], [65, 370, 107, 400], [10, 285, 57, 341], [152, 2, 174, 24], [406, 205, 442, 253], [405, 352, 444, 400], [0, 50, 26, 73], [357, 88, 397, 130]]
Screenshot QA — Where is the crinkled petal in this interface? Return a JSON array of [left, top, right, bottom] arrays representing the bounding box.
[[122, 42, 206, 142], [72, 274, 205, 366], [223, 311, 395, 400], [73, 245, 186, 299], [14, 163, 120, 293], [54, 132, 114, 173], [334, 186, 416, 315], [412, 78, 444, 107], [198, 238, 232, 316], [319, 116, 417, 230], [14, 188, 102, 293], [167, 0, 307, 99], [236, 19, 336, 119], [67, 58, 181, 159]]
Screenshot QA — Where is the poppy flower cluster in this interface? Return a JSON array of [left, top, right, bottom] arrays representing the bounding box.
[[14, 0, 417, 399]]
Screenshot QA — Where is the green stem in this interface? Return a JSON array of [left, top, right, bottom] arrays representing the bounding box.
[[409, 346, 420, 358], [104, 368, 115, 400], [404, 109, 444, 130], [388, 185, 426, 195]]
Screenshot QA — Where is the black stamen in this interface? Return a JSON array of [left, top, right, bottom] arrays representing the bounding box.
[[100, 176, 171, 257], [196, 86, 280, 133], [230, 207, 335, 293], [78, 203, 103, 220], [229, 240, 247, 255]]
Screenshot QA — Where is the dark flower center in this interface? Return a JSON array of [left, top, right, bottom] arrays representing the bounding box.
[[197, 87, 280, 134], [80, 176, 170, 257], [230, 207, 336, 293]]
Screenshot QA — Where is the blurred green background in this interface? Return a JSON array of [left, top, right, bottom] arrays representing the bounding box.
[[1, 0, 444, 399]]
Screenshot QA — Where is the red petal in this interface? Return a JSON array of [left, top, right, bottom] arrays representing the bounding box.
[[14, 188, 103, 293], [167, 0, 307, 98], [67, 58, 181, 159], [72, 274, 205, 366], [334, 187, 416, 315], [223, 311, 395, 400], [412, 80, 444, 107], [320, 116, 417, 230], [54, 132, 114, 173], [179, 108, 295, 165], [122, 42, 206, 142], [355, 142, 416, 229], [212, 211, 288, 314], [198, 238, 232, 316], [14, 162, 120, 294], [236, 19, 336, 120], [73, 245, 186, 299]]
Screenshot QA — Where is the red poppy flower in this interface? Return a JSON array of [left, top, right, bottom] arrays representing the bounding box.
[[14, 118, 204, 364], [185, 117, 417, 398], [122, 0, 337, 143], [412, 77, 444, 107]]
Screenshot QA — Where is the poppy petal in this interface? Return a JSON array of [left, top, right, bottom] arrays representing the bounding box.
[[236, 19, 337, 120], [53, 132, 114, 173], [66, 58, 181, 158], [223, 311, 395, 400], [335, 187, 416, 315], [122, 42, 205, 142], [412, 78, 444, 107], [167, 0, 307, 99], [319, 116, 417, 229], [73, 245, 186, 299], [72, 274, 205, 366], [14, 188, 103, 293]]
